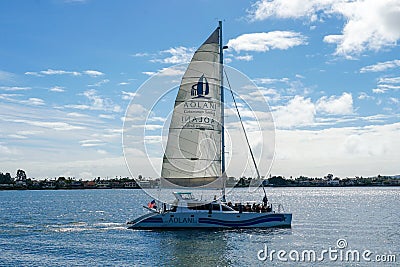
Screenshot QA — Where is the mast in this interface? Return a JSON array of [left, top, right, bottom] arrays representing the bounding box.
[[219, 21, 226, 202]]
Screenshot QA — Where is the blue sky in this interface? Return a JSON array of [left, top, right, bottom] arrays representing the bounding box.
[[0, 0, 399, 179]]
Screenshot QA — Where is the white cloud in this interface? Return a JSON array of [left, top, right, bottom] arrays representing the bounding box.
[[17, 130, 42, 136], [83, 70, 105, 77], [253, 77, 289, 84], [272, 122, 400, 177], [99, 114, 115, 119], [372, 88, 386, 94], [360, 59, 400, 73], [8, 134, 28, 139], [249, 0, 400, 57], [358, 92, 374, 100], [323, 35, 343, 44], [144, 135, 162, 144], [389, 97, 399, 104], [224, 57, 233, 63], [79, 139, 105, 147], [12, 119, 85, 131], [330, 0, 400, 56], [25, 69, 105, 77], [378, 76, 400, 84], [42, 69, 81, 76], [49, 86, 65, 92], [243, 87, 282, 103], [142, 124, 163, 131], [147, 116, 166, 122], [373, 84, 400, 94], [118, 82, 130, 86], [0, 86, 31, 91], [272, 92, 354, 128], [235, 54, 254, 61], [372, 76, 400, 94], [25, 98, 45, 106], [142, 71, 156, 76], [316, 92, 353, 115], [88, 79, 109, 87], [1, 94, 46, 106], [151, 46, 195, 64], [142, 66, 186, 77], [131, 52, 150, 57], [0, 94, 45, 106], [66, 89, 122, 113], [122, 91, 139, 100], [84, 89, 103, 109], [227, 31, 307, 52], [248, 0, 334, 21], [24, 71, 43, 77], [67, 112, 89, 118], [273, 96, 316, 128]]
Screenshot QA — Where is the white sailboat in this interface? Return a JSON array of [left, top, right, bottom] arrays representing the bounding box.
[[128, 22, 292, 229]]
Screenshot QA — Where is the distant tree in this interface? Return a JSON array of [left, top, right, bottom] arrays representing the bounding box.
[[16, 169, 27, 181], [268, 176, 288, 186], [0, 172, 12, 184]]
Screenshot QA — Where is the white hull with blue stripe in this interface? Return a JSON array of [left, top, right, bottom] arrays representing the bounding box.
[[128, 211, 292, 229], [128, 192, 291, 229]]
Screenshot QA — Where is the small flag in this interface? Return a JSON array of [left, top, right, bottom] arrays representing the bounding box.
[[148, 199, 156, 208]]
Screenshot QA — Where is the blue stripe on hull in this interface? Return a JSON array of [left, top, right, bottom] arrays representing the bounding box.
[[129, 214, 291, 229], [198, 214, 286, 227], [143, 217, 163, 223]]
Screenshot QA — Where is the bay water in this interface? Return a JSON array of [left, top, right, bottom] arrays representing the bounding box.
[[0, 187, 398, 266]]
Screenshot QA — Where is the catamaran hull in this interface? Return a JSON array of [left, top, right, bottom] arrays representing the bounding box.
[[128, 212, 292, 229]]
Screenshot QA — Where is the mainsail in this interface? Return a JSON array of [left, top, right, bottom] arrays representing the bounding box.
[[161, 27, 222, 187]]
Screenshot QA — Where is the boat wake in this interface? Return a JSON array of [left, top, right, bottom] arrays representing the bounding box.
[[46, 221, 127, 232]]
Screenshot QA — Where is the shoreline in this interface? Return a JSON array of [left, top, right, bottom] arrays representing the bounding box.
[[1, 184, 399, 191]]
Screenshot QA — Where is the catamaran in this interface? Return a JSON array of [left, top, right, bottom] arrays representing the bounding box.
[[127, 22, 292, 229]]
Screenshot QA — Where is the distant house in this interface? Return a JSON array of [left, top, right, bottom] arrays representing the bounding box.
[[84, 181, 96, 188], [96, 182, 111, 189], [138, 180, 151, 188], [327, 180, 340, 186], [124, 181, 138, 188]]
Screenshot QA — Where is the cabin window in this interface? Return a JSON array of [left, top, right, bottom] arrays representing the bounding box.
[[187, 204, 207, 210], [179, 193, 194, 200], [212, 204, 221, 211], [187, 203, 220, 211]]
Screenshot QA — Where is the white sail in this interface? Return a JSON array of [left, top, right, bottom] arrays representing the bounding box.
[[161, 27, 222, 187]]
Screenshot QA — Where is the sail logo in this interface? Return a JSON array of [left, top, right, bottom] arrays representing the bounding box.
[[191, 74, 210, 98]]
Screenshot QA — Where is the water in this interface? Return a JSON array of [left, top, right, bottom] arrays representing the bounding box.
[[0, 187, 398, 266]]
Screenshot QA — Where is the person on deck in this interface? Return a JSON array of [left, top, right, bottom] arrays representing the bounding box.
[[263, 195, 268, 206]]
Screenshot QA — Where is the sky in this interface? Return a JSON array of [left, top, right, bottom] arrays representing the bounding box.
[[0, 0, 399, 180]]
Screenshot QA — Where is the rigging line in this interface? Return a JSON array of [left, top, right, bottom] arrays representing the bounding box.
[[223, 68, 267, 197]]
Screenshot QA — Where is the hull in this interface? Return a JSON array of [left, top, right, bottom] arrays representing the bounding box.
[[128, 212, 292, 229]]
